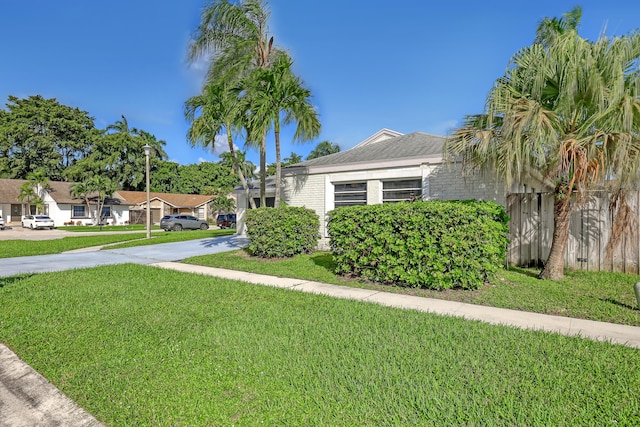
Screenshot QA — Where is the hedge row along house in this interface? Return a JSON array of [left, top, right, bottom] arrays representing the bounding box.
[[235, 129, 640, 273]]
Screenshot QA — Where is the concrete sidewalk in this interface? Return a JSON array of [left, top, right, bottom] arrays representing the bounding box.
[[2, 261, 639, 426]]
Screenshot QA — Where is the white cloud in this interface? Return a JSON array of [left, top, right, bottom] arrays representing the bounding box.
[[210, 134, 231, 156], [197, 157, 208, 164]]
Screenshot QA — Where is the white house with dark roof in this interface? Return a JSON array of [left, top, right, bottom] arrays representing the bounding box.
[[235, 129, 511, 248]]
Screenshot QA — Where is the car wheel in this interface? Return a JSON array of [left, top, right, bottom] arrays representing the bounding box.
[[174, 224, 183, 231], [200, 223, 209, 230]]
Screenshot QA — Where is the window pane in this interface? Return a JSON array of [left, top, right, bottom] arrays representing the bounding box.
[[73, 205, 85, 217], [383, 179, 421, 190], [334, 182, 367, 207], [382, 179, 422, 203]]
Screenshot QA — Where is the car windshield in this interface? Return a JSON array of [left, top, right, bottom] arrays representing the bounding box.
[[35, 216, 51, 219]]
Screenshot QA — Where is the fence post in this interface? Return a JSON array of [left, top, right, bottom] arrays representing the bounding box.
[[635, 282, 640, 310]]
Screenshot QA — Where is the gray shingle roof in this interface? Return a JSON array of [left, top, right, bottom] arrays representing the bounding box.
[[287, 132, 445, 170]]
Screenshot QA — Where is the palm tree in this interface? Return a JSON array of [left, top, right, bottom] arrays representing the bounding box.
[[18, 170, 50, 214], [306, 141, 340, 160], [244, 54, 320, 206], [189, 0, 283, 206], [87, 175, 116, 226], [284, 152, 303, 165], [186, 82, 257, 209], [445, 11, 640, 280], [70, 181, 93, 220]]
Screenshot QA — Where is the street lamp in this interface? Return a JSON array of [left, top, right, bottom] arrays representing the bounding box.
[[143, 144, 151, 239]]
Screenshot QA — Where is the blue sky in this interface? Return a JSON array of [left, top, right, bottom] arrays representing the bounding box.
[[1, 0, 640, 167]]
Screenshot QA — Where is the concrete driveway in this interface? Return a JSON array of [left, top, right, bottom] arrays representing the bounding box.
[[0, 235, 250, 277]]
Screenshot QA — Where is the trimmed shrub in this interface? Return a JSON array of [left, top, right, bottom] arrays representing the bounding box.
[[327, 200, 509, 290], [245, 206, 320, 258]]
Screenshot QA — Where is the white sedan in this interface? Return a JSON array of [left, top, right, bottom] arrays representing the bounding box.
[[22, 215, 55, 230]]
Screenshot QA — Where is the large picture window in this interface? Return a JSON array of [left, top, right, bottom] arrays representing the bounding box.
[[334, 182, 367, 207], [382, 179, 422, 203], [72, 205, 86, 218]]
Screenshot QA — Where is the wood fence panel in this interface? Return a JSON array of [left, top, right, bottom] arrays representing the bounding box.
[[507, 191, 640, 274]]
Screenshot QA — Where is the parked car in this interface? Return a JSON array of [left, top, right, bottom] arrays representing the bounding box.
[[160, 215, 209, 231], [0, 214, 4, 230], [21, 215, 55, 230], [216, 213, 236, 229]]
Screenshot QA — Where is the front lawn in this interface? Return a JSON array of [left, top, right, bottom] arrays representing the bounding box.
[[1, 264, 638, 425], [184, 250, 640, 326], [56, 224, 162, 232], [0, 229, 236, 258]]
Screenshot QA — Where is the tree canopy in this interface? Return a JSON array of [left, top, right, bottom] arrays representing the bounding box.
[[445, 7, 640, 280], [0, 95, 96, 180]]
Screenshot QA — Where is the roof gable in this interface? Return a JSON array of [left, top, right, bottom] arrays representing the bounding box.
[[353, 128, 404, 148], [286, 132, 446, 174], [116, 190, 211, 207]]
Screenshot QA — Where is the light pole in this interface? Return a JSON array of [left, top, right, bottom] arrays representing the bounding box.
[[144, 144, 151, 239]]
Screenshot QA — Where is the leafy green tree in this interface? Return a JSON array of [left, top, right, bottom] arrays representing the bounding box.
[[244, 54, 320, 206], [66, 116, 167, 190], [306, 141, 340, 160], [445, 8, 640, 280], [189, 0, 284, 207], [185, 81, 257, 208], [0, 95, 96, 180], [149, 160, 181, 193]]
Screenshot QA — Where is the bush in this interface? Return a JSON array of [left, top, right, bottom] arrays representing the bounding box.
[[327, 200, 509, 290], [245, 206, 320, 258]]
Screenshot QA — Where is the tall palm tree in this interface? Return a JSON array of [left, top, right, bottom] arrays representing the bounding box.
[[186, 81, 257, 209], [189, 0, 282, 206], [445, 14, 640, 280], [244, 54, 320, 206]]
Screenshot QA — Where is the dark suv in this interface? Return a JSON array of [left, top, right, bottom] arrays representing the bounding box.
[[160, 215, 209, 231], [216, 213, 236, 229]]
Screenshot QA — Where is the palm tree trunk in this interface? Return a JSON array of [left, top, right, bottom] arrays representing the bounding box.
[[226, 132, 256, 210], [274, 121, 281, 207], [539, 194, 572, 280], [260, 131, 267, 208]]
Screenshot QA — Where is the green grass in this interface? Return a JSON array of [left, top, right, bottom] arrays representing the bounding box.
[[0, 229, 235, 258], [184, 250, 640, 326], [1, 264, 638, 426], [56, 224, 160, 233], [105, 229, 235, 249], [0, 234, 148, 258], [56, 224, 162, 232]]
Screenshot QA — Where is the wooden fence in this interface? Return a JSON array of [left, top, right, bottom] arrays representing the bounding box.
[[507, 191, 640, 273]]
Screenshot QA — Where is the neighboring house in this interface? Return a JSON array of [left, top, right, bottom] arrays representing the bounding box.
[[117, 191, 213, 225], [0, 179, 33, 224], [0, 179, 131, 226], [45, 181, 131, 226], [235, 129, 518, 249]]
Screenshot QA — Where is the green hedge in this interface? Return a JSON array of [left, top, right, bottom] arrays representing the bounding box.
[[327, 200, 509, 290], [245, 206, 320, 258]]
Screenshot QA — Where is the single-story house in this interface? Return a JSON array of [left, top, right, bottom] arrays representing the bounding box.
[[116, 191, 214, 225], [0, 179, 131, 227], [0, 179, 217, 227], [235, 129, 520, 249]]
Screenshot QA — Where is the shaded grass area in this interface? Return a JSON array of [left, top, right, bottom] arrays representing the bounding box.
[[1, 264, 638, 425], [184, 250, 640, 326]]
